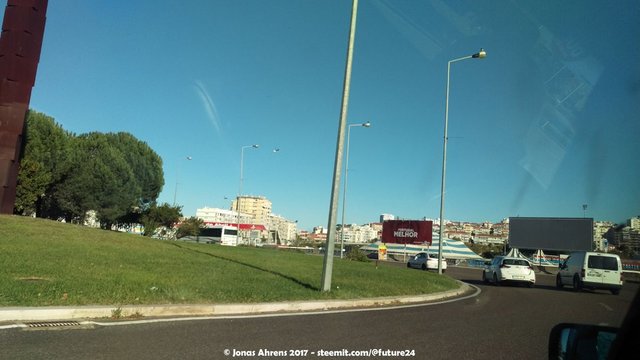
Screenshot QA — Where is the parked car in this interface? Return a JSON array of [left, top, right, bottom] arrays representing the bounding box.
[[482, 256, 536, 287], [407, 252, 447, 272], [556, 251, 623, 295]]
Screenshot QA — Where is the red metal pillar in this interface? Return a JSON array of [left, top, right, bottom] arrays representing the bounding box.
[[0, 0, 48, 213]]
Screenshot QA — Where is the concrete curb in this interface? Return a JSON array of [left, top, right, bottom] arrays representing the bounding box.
[[0, 282, 473, 322]]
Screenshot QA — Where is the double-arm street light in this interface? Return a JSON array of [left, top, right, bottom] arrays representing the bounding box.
[[238, 144, 259, 245], [340, 121, 371, 258], [438, 48, 486, 275]]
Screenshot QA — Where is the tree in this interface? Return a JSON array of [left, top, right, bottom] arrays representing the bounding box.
[[52, 133, 140, 226], [103, 132, 164, 207], [176, 217, 203, 239], [15, 111, 71, 217], [15, 110, 166, 227], [14, 158, 50, 215], [140, 203, 182, 237]]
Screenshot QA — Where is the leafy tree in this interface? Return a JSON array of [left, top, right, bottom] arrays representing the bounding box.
[[103, 132, 164, 207], [52, 133, 140, 226], [15, 111, 71, 216], [141, 203, 182, 237], [176, 217, 203, 239], [14, 158, 50, 215], [15, 110, 166, 227]]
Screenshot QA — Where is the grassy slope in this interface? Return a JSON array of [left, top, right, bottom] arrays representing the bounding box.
[[0, 215, 459, 306]]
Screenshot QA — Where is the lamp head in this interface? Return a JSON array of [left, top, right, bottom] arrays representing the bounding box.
[[252, 144, 260, 149], [362, 121, 371, 128], [472, 48, 487, 59]]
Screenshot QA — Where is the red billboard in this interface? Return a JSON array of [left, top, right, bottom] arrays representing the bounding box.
[[381, 220, 433, 245]]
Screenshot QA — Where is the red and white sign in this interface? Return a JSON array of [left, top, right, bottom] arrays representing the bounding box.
[[381, 220, 433, 245]]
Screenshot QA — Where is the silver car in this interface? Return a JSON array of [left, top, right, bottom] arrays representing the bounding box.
[[483, 256, 535, 287]]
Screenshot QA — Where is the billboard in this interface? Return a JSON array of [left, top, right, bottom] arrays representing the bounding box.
[[382, 220, 433, 245], [509, 217, 593, 251]]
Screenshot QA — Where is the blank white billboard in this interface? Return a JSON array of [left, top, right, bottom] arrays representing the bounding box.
[[509, 217, 593, 251]]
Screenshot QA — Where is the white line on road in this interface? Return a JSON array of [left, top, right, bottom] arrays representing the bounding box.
[[598, 303, 613, 311]]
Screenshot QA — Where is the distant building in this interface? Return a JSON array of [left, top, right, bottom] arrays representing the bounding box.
[[313, 226, 328, 235], [232, 196, 272, 226], [380, 214, 395, 222], [339, 223, 378, 244], [268, 213, 297, 244], [197, 195, 295, 244]]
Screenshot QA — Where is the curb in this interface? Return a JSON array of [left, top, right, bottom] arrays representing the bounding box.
[[0, 282, 474, 323]]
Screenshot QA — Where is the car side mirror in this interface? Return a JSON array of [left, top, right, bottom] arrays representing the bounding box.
[[548, 323, 617, 359]]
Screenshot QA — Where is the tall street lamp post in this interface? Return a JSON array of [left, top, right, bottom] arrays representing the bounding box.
[[340, 121, 371, 258], [438, 48, 486, 275], [321, 0, 359, 292], [173, 156, 193, 206], [238, 144, 259, 245]]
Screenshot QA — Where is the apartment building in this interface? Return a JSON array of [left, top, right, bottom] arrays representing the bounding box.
[[232, 195, 272, 225]]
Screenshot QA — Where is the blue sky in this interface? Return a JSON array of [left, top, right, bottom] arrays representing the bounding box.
[[9, 0, 639, 230]]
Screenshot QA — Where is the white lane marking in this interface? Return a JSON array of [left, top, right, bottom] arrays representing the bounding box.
[[598, 303, 613, 311], [0, 324, 27, 330]]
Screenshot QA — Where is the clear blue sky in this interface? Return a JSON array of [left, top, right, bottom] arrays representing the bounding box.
[[8, 0, 639, 230]]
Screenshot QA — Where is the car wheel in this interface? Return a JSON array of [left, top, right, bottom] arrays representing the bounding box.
[[493, 273, 499, 286], [442, 269, 446, 273], [527, 282, 533, 288], [556, 274, 563, 289], [611, 289, 620, 295], [421, 264, 427, 271], [407, 262, 411, 268], [482, 272, 488, 283], [573, 275, 582, 291]]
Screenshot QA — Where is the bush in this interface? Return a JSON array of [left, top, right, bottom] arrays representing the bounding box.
[[345, 248, 369, 262]]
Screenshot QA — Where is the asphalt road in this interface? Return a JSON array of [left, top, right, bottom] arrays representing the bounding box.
[[1, 266, 637, 360]]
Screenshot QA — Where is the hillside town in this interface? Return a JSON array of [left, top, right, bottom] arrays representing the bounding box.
[[193, 195, 640, 258]]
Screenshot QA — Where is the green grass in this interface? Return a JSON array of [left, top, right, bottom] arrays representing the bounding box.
[[0, 215, 460, 306]]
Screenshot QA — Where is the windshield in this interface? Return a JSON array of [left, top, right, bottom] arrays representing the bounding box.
[[1, 1, 638, 359], [503, 259, 531, 267], [13, 0, 637, 229]]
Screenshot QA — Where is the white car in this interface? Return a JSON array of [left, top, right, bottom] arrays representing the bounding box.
[[483, 256, 536, 287], [407, 252, 447, 272]]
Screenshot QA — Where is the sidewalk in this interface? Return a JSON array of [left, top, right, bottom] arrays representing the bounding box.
[[0, 282, 475, 323]]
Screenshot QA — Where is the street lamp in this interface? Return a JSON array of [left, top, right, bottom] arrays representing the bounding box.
[[173, 156, 193, 206], [238, 144, 259, 245], [438, 48, 486, 275], [340, 121, 371, 258], [321, 0, 359, 292]]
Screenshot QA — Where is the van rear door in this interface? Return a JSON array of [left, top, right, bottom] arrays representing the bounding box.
[[586, 254, 619, 285]]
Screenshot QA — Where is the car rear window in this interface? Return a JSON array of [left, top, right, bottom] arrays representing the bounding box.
[[587, 256, 619, 270], [503, 259, 530, 266]]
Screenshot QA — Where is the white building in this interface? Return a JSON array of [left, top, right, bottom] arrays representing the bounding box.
[[268, 213, 297, 244], [339, 223, 378, 244], [196, 207, 252, 225], [380, 214, 395, 222]]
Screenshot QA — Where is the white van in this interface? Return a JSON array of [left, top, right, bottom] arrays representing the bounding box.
[[556, 251, 623, 295]]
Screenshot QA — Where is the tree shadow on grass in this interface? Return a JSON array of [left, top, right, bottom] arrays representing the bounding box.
[[170, 243, 319, 291]]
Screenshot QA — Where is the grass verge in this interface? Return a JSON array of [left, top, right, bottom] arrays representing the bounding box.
[[0, 215, 460, 306]]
